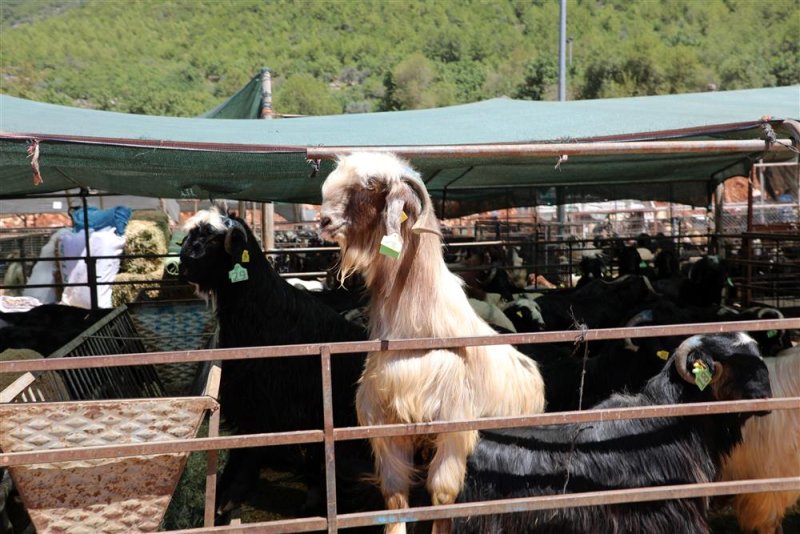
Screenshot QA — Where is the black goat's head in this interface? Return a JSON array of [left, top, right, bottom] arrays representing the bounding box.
[[671, 332, 771, 408], [179, 206, 251, 296]]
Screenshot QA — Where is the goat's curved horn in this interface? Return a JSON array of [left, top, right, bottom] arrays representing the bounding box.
[[401, 173, 441, 236], [673, 335, 703, 384], [623, 309, 654, 352], [223, 218, 247, 255]]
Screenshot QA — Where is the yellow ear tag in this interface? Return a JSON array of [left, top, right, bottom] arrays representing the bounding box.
[[656, 350, 670, 361], [379, 233, 402, 259], [400, 210, 408, 223], [692, 360, 713, 391], [241, 250, 250, 263], [516, 310, 524, 318]]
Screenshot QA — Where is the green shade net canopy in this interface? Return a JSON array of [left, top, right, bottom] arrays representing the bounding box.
[[1, 85, 798, 216]]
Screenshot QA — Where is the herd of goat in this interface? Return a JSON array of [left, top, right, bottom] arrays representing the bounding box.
[[174, 153, 798, 534], [0, 152, 797, 533]]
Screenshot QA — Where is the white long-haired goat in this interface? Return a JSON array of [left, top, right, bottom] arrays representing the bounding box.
[[719, 345, 800, 534], [320, 152, 545, 534]]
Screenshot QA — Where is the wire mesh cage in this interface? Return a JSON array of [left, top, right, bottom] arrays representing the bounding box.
[[0, 302, 220, 532]]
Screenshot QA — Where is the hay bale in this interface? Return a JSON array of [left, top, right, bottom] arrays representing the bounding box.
[[131, 210, 171, 241], [112, 267, 164, 307], [121, 220, 168, 274]]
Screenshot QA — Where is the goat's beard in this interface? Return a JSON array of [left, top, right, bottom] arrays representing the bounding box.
[[337, 236, 382, 287], [338, 244, 365, 285], [190, 283, 218, 311]]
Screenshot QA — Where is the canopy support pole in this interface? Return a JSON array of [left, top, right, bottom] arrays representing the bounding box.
[[714, 182, 725, 258], [80, 188, 99, 310], [307, 139, 793, 160], [262, 202, 274, 252]]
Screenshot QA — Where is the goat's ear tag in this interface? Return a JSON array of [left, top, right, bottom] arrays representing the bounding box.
[[228, 263, 249, 283], [400, 210, 408, 223], [241, 250, 250, 263], [516, 310, 524, 318], [766, 329, 778, 338], [639, 261, 648, 269], [726, 277, 734, 287], [379, 233, 402, 259], [656, 350, 670, 361], [692, 360, 712, 391]]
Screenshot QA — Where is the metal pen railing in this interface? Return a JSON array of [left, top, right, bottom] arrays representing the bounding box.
[[2, 317, 799, 532]]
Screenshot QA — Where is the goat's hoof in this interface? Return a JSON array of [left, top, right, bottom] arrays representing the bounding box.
[[214, 502, 242, 526]]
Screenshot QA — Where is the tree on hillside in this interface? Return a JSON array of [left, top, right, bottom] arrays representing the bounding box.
[[381, 52, 437, 110], [274, 73, 341, 116], [514, 57, 558, 100]]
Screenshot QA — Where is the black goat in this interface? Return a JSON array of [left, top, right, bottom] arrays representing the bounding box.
[[574, 255, 606, 288], [0, 304, 110, 356], [454, 333, 771, 534], [654, 255, 729, 308], [532, 275, 657, 332], [179, 207, 374, 523]]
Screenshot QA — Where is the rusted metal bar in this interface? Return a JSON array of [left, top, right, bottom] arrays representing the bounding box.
[[169, 515, 328, 533], [319, 345, 338, 534], [2, 319, 798, 374], [2, 397, 797, 468], [306, 139, 794, 160], [204, 364, 222, 528], [164, 478, 800, 533], [332, 397, 800, 442], [0, 428, 323, 467], [745, 165, 755, 304], [335, 477, 800, 529], [79, 188, 99, 310]]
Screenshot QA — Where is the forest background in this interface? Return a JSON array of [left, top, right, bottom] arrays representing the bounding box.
[[1, 0, 798, 117]]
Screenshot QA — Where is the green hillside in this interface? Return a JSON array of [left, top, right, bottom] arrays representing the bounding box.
[[0, 0, 797, 116]]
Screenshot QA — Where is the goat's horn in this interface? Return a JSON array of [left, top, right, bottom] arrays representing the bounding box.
[[673, 335, 703, 384], [223, 218, 247, 255], [623, 309, 654, 352], [757, 307, 783, 319], [401, 174, 441, 236]]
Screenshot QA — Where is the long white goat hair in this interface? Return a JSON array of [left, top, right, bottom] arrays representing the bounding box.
[[320, 152, 545, 534], [719, 345, 800, 534]]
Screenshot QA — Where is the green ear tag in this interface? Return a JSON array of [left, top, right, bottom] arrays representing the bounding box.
[[692, 361, 713, 391], [228, 263, 249, 283], [726, 277, 734, 287], [639, 261, 648, 268], [379, 233, 402, 259], [656, 350, 670, 361], [766, 329, 778, 338]]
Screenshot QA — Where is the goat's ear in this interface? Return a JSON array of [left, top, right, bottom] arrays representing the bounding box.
[[383, 184, 406, 238], [212, 200, 229, 217], [402, 175, 441, 236]]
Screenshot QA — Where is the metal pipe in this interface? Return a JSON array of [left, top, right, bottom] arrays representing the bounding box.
[[334, 478, 800, 530], [2, 397, 798, 467], [558, 0, 567, 101], [260, 68, 273, 119], [1, 319, 798, 374], [165, 478, 800, 533], [319, 346, 338, 533], [79, 188, 99, 309], [306, 139, 794, 160]]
